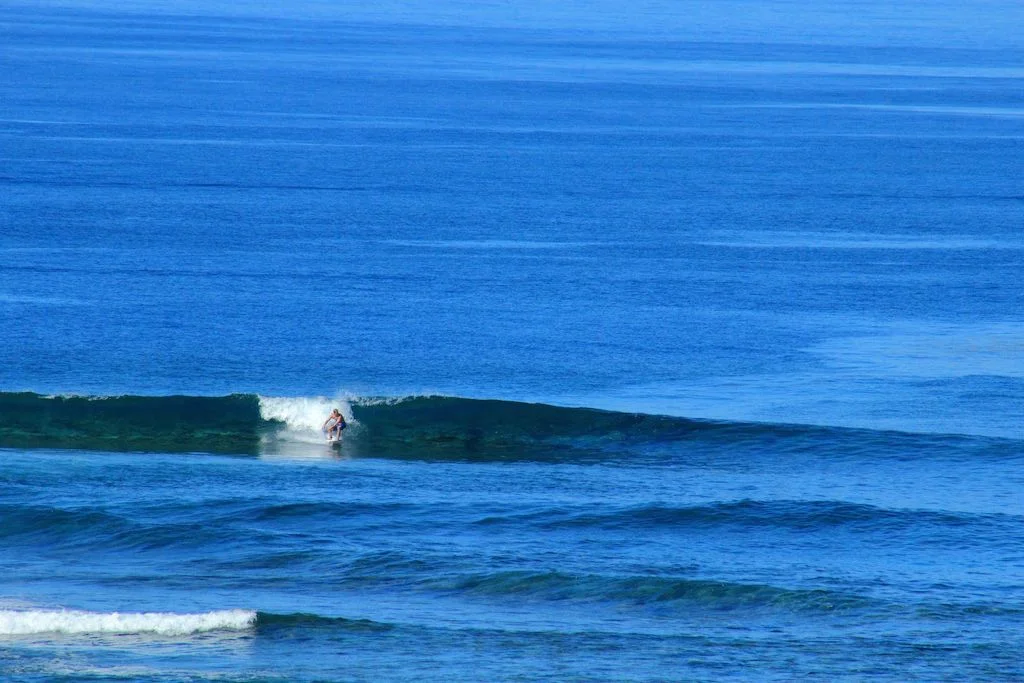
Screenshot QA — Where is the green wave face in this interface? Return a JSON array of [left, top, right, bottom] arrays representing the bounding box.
[[345, 396, 707, 458], [1, 391, 983, 460], [0, 392, 265, 453], [0, 392, 716, 458]]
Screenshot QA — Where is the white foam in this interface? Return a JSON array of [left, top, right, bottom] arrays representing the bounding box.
[[0, 608, 256, 636], [258, 395, 357, 442], [348, 394, 429, 407], [42, 393, 118, 400]]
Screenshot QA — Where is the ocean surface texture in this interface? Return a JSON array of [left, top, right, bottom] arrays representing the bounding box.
[[2, 0, 1023, 680]]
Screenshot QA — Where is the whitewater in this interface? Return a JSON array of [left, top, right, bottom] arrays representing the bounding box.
[[0, 609, 256, 636]]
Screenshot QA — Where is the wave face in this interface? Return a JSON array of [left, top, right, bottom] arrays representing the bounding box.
[[0, 391, 703, 456], [0, 392, 354, 454], [0, 392, 264, 453], [0, 391, 1012, 459], [422, 571, 875, 612]]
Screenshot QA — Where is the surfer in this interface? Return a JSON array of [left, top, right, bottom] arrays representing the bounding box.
[[322, 408, 347, 442]]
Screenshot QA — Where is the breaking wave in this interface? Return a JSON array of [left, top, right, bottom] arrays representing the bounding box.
[[0, 391, 1012, 459], [0, 607, 396, 638], [0, 608, 256, 636]]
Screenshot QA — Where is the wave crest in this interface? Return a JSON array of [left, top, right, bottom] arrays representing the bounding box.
[[0, 608, 256, 636], [426, 571, 873, 612], [1, 391, 1005, 458]]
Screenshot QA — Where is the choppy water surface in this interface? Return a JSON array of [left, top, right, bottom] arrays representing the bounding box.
[[1, 400, 1022, 681]]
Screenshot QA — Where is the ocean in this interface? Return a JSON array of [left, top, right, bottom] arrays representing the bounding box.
[[1, 0, 1023, 680]]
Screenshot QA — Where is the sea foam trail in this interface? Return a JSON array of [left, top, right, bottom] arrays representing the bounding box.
[[0, 608, 256, 635]]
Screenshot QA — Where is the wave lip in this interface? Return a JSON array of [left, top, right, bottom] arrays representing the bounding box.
[[0, 608, 256, 636]]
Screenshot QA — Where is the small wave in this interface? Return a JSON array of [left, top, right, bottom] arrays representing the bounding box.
[[921, 602, 1024, 620], [254, 612, 393, 633], [0, 608, 256, 636], [238, 501, 411, 524], [479, 500, 1011, 534], [0, 503, 237, 553], [426, 571, 872, 612]]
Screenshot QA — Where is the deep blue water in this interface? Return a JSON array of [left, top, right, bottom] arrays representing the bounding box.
[[1, 1, 1023, 680]]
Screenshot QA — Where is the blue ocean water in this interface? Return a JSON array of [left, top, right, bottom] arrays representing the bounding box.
[[1, 1, 1023, 680]]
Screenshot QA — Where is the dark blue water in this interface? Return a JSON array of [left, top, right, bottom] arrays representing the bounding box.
[[1, 1, 1023, 680]]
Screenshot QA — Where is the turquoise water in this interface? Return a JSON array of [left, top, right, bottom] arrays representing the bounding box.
[[1, 1, 1023, 680]]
